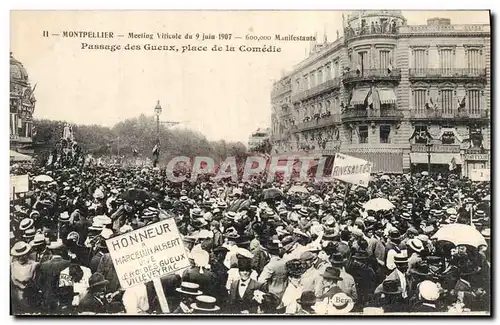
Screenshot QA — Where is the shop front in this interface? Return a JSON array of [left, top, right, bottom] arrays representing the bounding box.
[[463, 151, 490, 179]]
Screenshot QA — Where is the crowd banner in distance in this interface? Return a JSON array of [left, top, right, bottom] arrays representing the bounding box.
[[332, 153, 372, 188]]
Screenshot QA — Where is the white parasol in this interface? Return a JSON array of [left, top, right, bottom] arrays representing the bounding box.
[[431, 224, 487, 248], [363, 198, 395, 211], [33, 175, 54, 183], [288, 185, 309, 194]]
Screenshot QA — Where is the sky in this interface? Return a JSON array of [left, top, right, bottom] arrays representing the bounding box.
[[10, 10, 490, 143]]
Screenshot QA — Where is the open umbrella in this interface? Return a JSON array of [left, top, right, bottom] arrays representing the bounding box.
[[263, 188, 284, 200], [482, 194, 490, 201], [432, 224, 487, 248], [34, 175, 54, 183], [421, 171, 429, 176], [363, 198, 395, 211], [288, 185, 309, 194], [120, 188, 151, 202]]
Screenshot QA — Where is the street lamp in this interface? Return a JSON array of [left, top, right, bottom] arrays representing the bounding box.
[[425, 140, 433, 175], [154, 100, 162, 167]]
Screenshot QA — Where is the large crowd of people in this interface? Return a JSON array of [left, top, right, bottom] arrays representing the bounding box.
[[10, 159, 490, 315]]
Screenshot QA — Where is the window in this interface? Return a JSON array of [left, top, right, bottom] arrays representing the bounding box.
[[310, 72, 316, 88], [467, 49, 481, 74], [317, 69, 323, 85], [334, 61, 339, 78], [441, 131, 455, 145], [469, 127, 483, 148], [467, 90, 481, 114], [358, 52, 367, 72], [325, 65, 331, 80], [10, 113, 17, 136], [358, 125, 368, 143], [380, 125, 391, 143], [304, 75, 309, 90], [440, 90, 454, 115], [413, 49, 427, 75], [295, 79, 300, 93], [439, 49, 454, 75], [414, 125, 429, 144], [413, 89, 427, 111], [379, 50, 391, 71]]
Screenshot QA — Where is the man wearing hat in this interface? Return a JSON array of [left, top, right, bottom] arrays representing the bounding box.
[[411, 280, 441, 312], [228, 257, 264, 314], [11, 241, 39, 312], [78, 272, 111, 314], [258, 241, 288, 300], [29, 233, 50, 263], [191, 295, 221, 314], [330, 253, 357, 302], [39, 240, 71, 312], [295, 291, 317, 314], [347, 250, 377, 309], [376, 252, 409, 299], [373, 279, 408, 313], [315, 266, 343, 299]]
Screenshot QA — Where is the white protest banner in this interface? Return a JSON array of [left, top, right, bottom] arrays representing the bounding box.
[[106, 218, 190, 290], [470, 169, 490, 182], [331, 153, 372, 188], [10, 174, 29, 193]]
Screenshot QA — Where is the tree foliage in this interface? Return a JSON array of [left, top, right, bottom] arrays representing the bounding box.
[[33, 116, 248, 165]]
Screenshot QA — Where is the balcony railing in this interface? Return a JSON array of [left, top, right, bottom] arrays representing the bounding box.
[[344, 25, 398, 41], [342, 68, 401, 83], [411, 144, 460, 153], [341, 109, 403, 122], [293, 114, 341, 132], [291, 78, 341, 103], [409, 68, 487, 79], [410, 109, 488, 120]]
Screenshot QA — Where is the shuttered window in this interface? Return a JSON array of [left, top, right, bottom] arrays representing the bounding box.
[[441, 90, 454, 115], [413, 90, 427, 112], [379, 50, 391, 71], [467, 90, 481, 114], [467, 49, 481, 75], [413, 49, 427, 75], [439, 49, 454, 75]]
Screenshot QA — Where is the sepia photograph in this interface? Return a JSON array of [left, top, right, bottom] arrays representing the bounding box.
[[9, 9, 491, 316]]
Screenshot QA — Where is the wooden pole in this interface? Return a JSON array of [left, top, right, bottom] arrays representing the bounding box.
[[152, 277, 170, 313]]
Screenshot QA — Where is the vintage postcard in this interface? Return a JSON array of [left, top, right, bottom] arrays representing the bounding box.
[[9, 10, 491, 316]]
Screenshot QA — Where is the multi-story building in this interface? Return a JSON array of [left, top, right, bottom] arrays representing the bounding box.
[[270, 11, 490, 177], [10, 52, 36, 154]]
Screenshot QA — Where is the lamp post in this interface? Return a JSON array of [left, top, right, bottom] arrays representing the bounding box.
[[154, 100, 162, 167], [425, 140, 433, 175]]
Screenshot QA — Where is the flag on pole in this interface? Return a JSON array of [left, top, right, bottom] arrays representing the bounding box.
[[449, 157, 457, 171], [364, 86, 373, 110], [457, 96, 466, 110], [152, 144, 159, 156]]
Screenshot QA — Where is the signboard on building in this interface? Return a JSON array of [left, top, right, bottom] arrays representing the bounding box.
[[464, 154, 489, 161], [10, 174, 29, 193], [332, 153, 372, 187], [470, 169, 490, 182], [106, 219, 190, 290]]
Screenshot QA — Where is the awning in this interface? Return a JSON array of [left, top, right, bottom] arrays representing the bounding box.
[[10, 150, 32, 162], [350, 89, 369, 106], [410, 153, 462, 165], [378, 89, 397, 104], [345, 152, 403, 174]]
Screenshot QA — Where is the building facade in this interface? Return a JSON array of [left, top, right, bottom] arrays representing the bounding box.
[[270, 11, 490, 177], [10, 53, 36, 154]]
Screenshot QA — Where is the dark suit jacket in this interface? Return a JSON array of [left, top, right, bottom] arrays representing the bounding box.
[[78, 293, 108, 314], [39, 256, 71, 310], [228, 279, 264, 314]]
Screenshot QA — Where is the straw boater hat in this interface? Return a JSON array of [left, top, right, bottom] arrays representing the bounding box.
[[400, 212, 411, 221], [190, 208, 203, 218], [176, 282, 203, 295], [11, 241, 31, 257], [298, 207, 309, 217], [23, 228, 36, 240], [30, 233, 47, 247], [408, 238, 424, 253], [394, 252, 408, 265], [418, 280, 440, 302], [19, 218, 34, 232], [329, 292, 354, 314], [59, 211, 71, 222], [191, 295, 220, 312], [475, 210, 486, 218]]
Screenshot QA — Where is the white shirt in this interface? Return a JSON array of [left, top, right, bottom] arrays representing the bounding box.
[[238, 278, 251, 298], [226, 268, 258, 291], [396, 269, 407, 298], [281, 282, 302, 314], [122, 284, 150, 314]]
